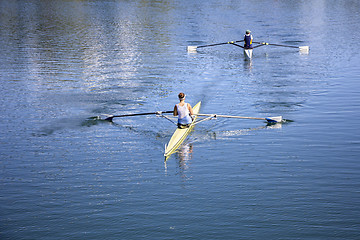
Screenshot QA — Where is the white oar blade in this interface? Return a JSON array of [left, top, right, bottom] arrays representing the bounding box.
[[187, 46, 198, 52], [99, 114, 113, 120], [265, 116, 283, 123], [299, 46, 309, 53]]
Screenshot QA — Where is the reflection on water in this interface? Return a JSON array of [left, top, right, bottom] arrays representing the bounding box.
[[164, 142, 193, 177], [176, 143, 193, 179], [178, 143, 193, 163], [243, 58, 253, 71]]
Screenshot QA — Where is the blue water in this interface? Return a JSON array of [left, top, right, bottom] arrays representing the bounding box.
[[1, 0, 360, 239]]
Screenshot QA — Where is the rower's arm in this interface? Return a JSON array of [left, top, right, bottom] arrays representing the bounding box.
[[173, 105, 178, 116], [188, 104, 194, 115]]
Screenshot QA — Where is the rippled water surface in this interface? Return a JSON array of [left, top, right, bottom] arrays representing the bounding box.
[[1, 0, 360, 239]]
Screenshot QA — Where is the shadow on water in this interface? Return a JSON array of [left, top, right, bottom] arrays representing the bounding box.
[[92, 115, 172, 140], [33, 116, 112, 137]]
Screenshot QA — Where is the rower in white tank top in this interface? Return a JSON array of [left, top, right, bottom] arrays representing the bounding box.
[[173, 92, 194, 128]]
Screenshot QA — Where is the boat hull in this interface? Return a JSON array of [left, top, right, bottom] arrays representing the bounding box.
[[164, 101, 201, 160], [244, 48, 253, 59]]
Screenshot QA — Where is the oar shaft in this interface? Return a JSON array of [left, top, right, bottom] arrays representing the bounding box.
[[106, 111, 174, 121], [253, 44, 266, 49], [196, 113, 265, 120], [253, 41, 301, 49], [268, 43, 298, 48], [197, 40, 241, 48], [229, 43, 244, 49], [218, 115, 265, 120], [197, 42, 230, 48], [195, 113, 282, 123]]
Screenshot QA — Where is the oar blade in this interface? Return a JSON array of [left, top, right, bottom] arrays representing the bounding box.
[[187, 46, 198, 52], [265, 116, 283, 123], [95, 114, 114, 121], [299, 46, 310, 53]]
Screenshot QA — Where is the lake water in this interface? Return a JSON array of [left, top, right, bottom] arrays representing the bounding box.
[[1, 0, 360, 239]]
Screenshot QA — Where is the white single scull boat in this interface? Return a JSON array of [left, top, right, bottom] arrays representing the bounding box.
[[187, 40, 309, 59], [244, 48, 253, 59], [164, 101, 201, 160]]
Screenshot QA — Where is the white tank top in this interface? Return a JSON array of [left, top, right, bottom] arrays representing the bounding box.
[[176, 103, 192, 124]]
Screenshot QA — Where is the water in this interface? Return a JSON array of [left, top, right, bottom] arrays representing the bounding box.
[[1, 0, 360, 239]]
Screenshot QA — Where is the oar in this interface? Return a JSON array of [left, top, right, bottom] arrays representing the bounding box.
[[104, 111, 174, 121], [195, 113, 283, 123], [253, 41, 309, 52], [231, 42, 267, 49], [229, 42, 244, 49], [187, 40, 244, 52]]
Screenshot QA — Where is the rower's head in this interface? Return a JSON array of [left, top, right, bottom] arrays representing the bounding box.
[[178, 92, 186, 100], [246, 30, 251, 34]]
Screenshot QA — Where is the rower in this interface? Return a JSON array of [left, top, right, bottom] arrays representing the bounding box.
[[173, 92, 194, 129], [244, 30, 253, 49]]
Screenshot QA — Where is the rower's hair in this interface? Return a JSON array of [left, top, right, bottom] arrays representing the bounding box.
[[178, 92, 185, 100]]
